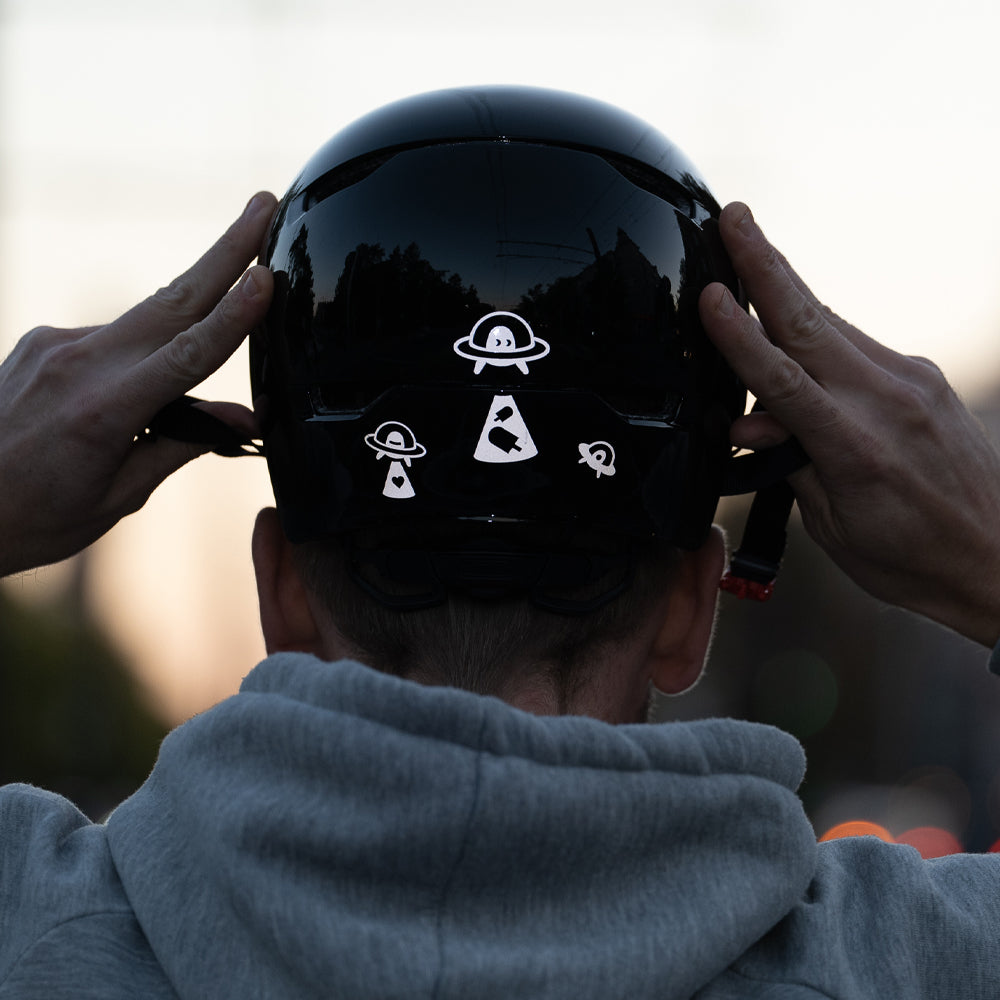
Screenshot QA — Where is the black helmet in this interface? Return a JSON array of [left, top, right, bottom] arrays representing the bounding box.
[[249, 86, 797, 608]]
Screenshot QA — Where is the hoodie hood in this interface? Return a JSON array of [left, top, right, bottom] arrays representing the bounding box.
[[106, 653, 816, 999]]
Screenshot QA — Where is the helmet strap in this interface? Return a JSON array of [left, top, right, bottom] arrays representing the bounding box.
[[719, 480, 796, 601]]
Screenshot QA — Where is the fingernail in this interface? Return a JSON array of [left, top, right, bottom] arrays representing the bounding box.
[[714, 286, 735, 318], [243, 192, 268, 218], [239, 267, 262, 300], [736, 205, 756, 236]]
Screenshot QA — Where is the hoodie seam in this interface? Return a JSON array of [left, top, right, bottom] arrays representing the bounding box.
[[0, 907, 157, 991], [714, 965, 839, 998], [429, 711, 488, 1000]]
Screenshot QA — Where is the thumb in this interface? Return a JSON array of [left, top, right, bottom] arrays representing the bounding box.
[[105, 435, 214, 522]]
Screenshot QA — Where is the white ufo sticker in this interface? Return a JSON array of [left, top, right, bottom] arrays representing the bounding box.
[[454, 311, 550, 375], [382, 460, 416, 499], [474, 395, 538, 464], [364, 421, 427, 466], [364, 420, 426, 499], [578, 441, 616, 478]]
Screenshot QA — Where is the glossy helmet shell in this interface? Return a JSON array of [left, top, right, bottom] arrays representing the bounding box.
[[251, 86, 745, 552]]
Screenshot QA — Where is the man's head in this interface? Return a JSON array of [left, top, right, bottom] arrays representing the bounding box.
[[249, 87, 743, 720], [251, 509, 725, 722]]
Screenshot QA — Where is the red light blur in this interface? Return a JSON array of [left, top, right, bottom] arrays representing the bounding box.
[[895, 826, 963, 858]]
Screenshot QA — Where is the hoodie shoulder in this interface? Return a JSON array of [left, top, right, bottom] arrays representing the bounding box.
[[706, 835, 1000, 998], [0, 784, 174, 997]]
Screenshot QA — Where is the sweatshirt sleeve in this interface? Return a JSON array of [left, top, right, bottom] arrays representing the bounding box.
[[721, 836, 1000, 998], [0, 784, 147, 987]]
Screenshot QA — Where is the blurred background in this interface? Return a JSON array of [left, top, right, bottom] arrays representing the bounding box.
[[3, 0, 1000, 848]]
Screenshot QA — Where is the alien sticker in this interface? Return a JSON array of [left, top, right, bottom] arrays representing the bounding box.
[[474, 396, 538, 464], [454, 311, 550, 375], [364, 421, 427, 499], [578, 441, 616, 478]]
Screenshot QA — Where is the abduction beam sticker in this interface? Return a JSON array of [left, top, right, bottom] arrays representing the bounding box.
[[474, 395, 538, 464]]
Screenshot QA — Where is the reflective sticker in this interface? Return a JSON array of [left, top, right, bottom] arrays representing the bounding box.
[[364, 421, 426, 499], [474, 395, 538, 464], [364, 421, 427, 467], [454, 311, 550, 375], [383, 460, 416, 499], [578, 441, 616, 478]]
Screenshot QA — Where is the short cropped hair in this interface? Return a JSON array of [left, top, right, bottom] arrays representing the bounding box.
[[293, 525, 679, 708]]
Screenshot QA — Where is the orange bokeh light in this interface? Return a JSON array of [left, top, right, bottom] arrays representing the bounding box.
[[819, 821, 894, 844], [895, 827, 963, 859]]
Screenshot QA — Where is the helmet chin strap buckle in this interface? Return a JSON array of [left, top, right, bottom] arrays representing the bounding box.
[[720, 560, 777, 602], [720, 480, 797, 601], [719, 577, 775, 601], [719, 437, 806, 601]]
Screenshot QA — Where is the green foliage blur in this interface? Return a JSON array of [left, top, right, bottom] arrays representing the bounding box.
[[0, 566, 168, 821]]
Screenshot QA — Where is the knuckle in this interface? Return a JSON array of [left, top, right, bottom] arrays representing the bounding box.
[[896, 380, 930, 416], [152, 274, 202, 321], [765, 354, 810, 406], [161, 328, 207, 382], [814, 299, 845, 326], [214, 287, 243, 327], [22, 324, 58, 344], [34, 337, 93, 386], [785, 297, 829, 348], [907, 354, 948, 389], [759, 239, 788, 278], [896, 357, 955, 412], [15, 325, 76, 358]]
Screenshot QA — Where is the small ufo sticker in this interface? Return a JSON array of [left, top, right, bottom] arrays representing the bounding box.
[[578, 441, 616, 478], [454, 311, 550, 375], [364, 421, 427, 466], [364, 421, 427, 499]]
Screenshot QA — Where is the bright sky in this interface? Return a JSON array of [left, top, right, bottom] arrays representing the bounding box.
[[3, 0, 1000, 721]]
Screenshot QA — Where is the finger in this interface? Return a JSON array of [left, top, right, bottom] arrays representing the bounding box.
[[718, 202, 902, 377], [192, 400, 259, 440], [784, 460, 825, 511], [104, 434, 211, 523], [82, 401, 260, 533], [729, 411, 790, 451], [93, 191, 278, 359], [122, 263, 273, 414], [700, 282, 845, 448], [106, 399, 263, 521]]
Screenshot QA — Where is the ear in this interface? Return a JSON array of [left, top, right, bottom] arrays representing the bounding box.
[[252, 507, 325, 656], [645, 526, 726, 695]]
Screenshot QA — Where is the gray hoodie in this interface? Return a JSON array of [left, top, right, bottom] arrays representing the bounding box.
[[2, 653, 999, 998]]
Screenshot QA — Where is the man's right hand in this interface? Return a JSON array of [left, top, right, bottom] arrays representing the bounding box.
[[0, 191, 277, 578], [701, 202, 1000, 648]]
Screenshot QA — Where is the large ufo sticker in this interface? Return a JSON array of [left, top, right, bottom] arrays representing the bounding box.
[[454, 311, 550, 375]]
